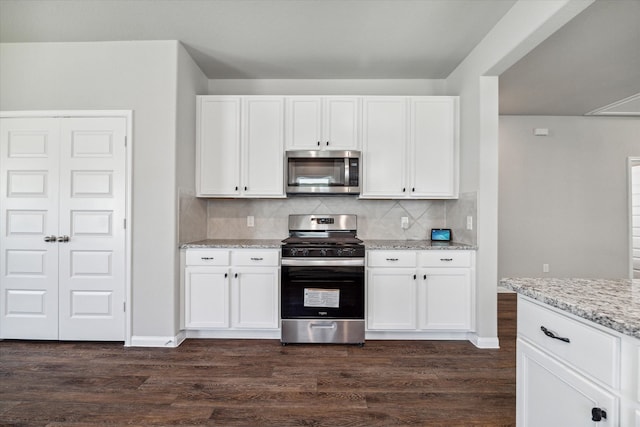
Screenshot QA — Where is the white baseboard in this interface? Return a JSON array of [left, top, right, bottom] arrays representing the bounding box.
[[129, 330, 186, 348], [468, 333, 500, 349]]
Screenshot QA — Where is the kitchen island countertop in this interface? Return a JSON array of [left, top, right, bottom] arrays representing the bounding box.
[[501, 277, 640, 339]]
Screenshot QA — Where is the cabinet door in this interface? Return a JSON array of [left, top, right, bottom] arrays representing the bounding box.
[[185, 267, 230, 329], [285, 97, 322, 150], [361, 97, 407, 198], [367, 268, 416, 330], [242, 97, 285, 197], [0, 117, 60, 340], [418, 268, 471, 330], [409, 97, 458, 198], [323, 97, 360, 150], [518, 339, 618, 427], [231, 267, 279, 329], [197, 96, 241, 196]]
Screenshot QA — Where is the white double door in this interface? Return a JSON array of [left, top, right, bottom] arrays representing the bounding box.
[[1, 116, 126, 341]]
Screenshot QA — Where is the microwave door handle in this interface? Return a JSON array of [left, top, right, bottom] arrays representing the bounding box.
[[344, 158, 350, 186]]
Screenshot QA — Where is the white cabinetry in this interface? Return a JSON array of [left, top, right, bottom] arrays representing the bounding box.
[[285, 96, 360, 150], [196, 96, 285, 198], [361, 96, 458, 199], [183, 248, 280, 338], [366, 250, 474, 339], [516, 296, 640, 426]]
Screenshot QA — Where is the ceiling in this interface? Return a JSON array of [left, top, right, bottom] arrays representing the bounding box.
[[0, 0, 638, 115]]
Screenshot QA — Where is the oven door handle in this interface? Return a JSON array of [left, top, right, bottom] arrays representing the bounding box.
[[281, 258, 364, 267], [310, 322, 337, 330]]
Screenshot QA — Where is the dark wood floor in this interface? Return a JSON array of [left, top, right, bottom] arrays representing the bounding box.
[[0, 293, 516, 427]]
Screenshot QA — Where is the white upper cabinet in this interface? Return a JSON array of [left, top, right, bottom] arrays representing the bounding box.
[[197, 96, 285, 198], [242, 97, 285, 197], [361, 96, 459, 199], [285, 96, 360, 150], [361, 97, 407, 197]]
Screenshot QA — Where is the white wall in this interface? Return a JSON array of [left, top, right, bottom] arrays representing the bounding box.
[[0, 41, 182, 341], [499, 116, 640, 279], [445, 0, 592, 347], [208, 79, 446, 95]]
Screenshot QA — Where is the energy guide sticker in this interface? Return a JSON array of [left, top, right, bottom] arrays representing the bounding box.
[[304, 288, 340, 308]]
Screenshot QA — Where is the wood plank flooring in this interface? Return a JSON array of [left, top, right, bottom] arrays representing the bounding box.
[[0, 293, 517, 426]]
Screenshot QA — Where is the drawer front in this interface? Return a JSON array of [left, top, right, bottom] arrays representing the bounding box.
[[186, 249, 231, 266], [518, 296, 620, 388], [367, 251, 416, 268], [419, 251, 471, 267], [232, 250, 280, 266]]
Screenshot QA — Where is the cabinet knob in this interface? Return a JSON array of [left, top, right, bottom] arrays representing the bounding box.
[[412, 187, 415, 192], [244, 186, 247, 191], [413, 274, 416, 280], [591, 407, 607, 422], [317, 141, 320, 146], [402, 188, 406, 193], [325, 141, 329, 146], [234, 273, 238, 278], [224, 273, 228, 278], [423, 274, 427, 280], [235, 186, 238, 191]]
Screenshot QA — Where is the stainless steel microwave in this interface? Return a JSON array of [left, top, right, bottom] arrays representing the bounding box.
[[285, 150, 360, 195]]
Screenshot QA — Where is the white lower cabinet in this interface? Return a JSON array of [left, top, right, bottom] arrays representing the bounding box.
[[516, 296, 640, 426], [366, 250, 475, 338], [518, 339, 617, 427], [183, 249, 280, 338]]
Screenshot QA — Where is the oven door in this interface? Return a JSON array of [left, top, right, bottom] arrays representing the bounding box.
[[281, 258, 364, 319]]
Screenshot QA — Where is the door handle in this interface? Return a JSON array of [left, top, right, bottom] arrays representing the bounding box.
[[57, 235, 70, 243], [44, 235, 57, 242]]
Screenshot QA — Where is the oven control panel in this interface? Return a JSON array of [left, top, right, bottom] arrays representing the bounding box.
[[282, 246, 365, 258]]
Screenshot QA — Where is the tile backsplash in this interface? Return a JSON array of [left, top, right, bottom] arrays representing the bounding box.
[[206, 193, 477, 244]]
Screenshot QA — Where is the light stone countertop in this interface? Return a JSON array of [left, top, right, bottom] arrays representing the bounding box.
[[500, 277, 640, 340], [181, 239, 477, 250], [364, 240, 477, 250], [180, 239, 283, 249]]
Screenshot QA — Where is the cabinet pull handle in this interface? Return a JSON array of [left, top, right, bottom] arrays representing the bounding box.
[[423, 274, 427, 280], [244, 186, 247, 191], [402, 188, 406, 192], [250, 257, 264, 261], [234, 273, 238, 278], [591, 407, 607, 422], [224, 273, 228, 278], [412, 187, 415, 192], [325, 141, 329, 146], [440, 258, 453, 262], [386, 258, 399, 261], [413, 274, 416, 280], [235, 186, 238, 191], [44, 235, 57, 242], [540, 326, 570, 343], [317, 141, 320, 146], [57, 235, 70, 243], [201, 257, 214, 260]]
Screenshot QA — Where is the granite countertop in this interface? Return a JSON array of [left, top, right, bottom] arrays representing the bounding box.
[[500, 277, 640, 340], [364, 240, 477, 250], [182, 239, 476, 250], [180, 239, 282, 249]]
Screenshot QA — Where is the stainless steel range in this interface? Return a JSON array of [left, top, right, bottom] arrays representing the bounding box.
[[280, 214, 365, 345]]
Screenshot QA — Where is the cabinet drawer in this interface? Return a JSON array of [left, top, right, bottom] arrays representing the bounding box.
[[419, 251, 471, 267], [186, 249, 230, 266], [518, 297, 620, 388], [232, 250, 280, 266], [367, 251, 416, 267]]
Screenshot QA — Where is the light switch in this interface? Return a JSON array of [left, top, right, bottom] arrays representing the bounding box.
[[401, 217, 409, 229], [466, 216, 473, 230], [247, 216, 255, 227]]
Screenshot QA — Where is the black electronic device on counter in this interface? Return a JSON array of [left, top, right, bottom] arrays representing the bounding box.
[[431, 228, 452, 242]]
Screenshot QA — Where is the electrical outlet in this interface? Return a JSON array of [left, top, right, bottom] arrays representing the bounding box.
[[401, 217, 409, 229], [247, 216, 254, 227], [466, 216, 473, 230], [543, 264, 549, 273]]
